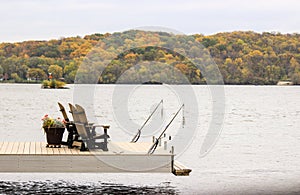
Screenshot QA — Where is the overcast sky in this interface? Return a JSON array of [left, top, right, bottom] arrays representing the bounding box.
[[0, 0, 299, 42]]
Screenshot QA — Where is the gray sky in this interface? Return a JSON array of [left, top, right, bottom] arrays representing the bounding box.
[[0, 0, 299, 42]]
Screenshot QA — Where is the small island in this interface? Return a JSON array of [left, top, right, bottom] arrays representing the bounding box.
[[41, 73, 67, 89], [41, 79, 67, 89]]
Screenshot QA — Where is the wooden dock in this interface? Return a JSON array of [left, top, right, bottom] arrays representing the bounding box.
[[0, 142, 191, 175]]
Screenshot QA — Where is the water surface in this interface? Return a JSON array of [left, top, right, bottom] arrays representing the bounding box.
[[0, 84, 300, 194]]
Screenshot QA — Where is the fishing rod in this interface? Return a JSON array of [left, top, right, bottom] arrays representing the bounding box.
[[131, 99, 163, 143], [148, 104, 184, 154]]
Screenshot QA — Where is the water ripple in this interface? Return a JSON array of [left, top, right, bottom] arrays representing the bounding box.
[[0, 181, 178, 195]]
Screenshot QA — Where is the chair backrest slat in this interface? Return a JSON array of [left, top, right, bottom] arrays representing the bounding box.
[[58, 102, 69, 122], [75, 104, 89, 124], [69, 103, 81, 123], [75, 123, 89, 139], [57, 102, 70, 122]]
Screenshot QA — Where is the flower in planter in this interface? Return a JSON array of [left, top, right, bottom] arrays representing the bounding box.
[[42, 114, 66, 129], [42, 115, 66, 147]]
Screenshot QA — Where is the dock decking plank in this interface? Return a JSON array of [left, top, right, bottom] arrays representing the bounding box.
[[35, 142, 42, 155], [70, 147, 80, 155], [117, 142, 146, 153], [62, 145, 70, 154], [63, 147, 72, 155], [47, 147, 54, 155], [52, 147, 60, 155], [0, 142, 3, 151], [17, 142, 25, 154], [0, 142, 5, 154], [0, 142, 9, 154], [40, 142, 48, 155], [60, 147, 67, 155], [11, 142, 20, 154], [138, 143, 151, 152], [126, 143, 139, 152], [29, 142, 35, 154], [128, 143, 139, 152], [23, 142, 30, 154], [116, 142, 131, 152], [5, 142, 15, 154], [140, 143, 150, 152], [108, 142, 123, 154], [59, 147, 66, 155], [138, 142, 147, 151]]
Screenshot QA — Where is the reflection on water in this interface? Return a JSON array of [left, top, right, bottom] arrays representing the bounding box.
[[0, 181, 177, 194]]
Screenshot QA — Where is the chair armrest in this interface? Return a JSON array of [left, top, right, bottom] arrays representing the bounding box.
[[89, 124, 110, 129], [93, 134, 110, 139], [101, 125, 110, 129]]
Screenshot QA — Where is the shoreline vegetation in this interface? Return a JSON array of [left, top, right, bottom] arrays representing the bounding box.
[[0, 81, 295, 86], [0, 30, 300, 85]]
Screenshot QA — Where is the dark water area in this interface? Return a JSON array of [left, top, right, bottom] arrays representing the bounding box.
[[0, 181, 177, 194]]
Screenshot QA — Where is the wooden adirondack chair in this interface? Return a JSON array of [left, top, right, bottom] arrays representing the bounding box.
[[58, 102, 81, 148], [75, 122, 109, 151], [69, 103, 110, 151]]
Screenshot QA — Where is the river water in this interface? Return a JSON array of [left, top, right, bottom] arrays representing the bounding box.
[[0, 84, 299, 194]]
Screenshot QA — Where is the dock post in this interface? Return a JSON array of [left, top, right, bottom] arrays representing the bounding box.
[[164, 141, 167, 150], [159, 138, 161, 146], [152, 136, 155, 143], [171, 146, 174, 173]]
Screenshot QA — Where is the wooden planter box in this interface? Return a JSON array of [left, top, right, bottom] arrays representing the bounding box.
[[44, 127, 65, 147]]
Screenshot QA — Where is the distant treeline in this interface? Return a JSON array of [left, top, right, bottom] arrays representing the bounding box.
[[0, 30, 300, 84]]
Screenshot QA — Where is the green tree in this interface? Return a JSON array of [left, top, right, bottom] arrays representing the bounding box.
[[64, 61, 79, 83], [0, 65, 3, 76], [27, 68, 47, 80], [11, 73, 22, 82], [291, 72, 300, 84]]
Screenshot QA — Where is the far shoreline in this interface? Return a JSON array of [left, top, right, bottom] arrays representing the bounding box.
[[0, 82, 298, 86]]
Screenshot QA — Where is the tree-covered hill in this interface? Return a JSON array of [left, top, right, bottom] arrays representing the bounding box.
[[0, 30, 299, 84], [196, 31, 300, 84]]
